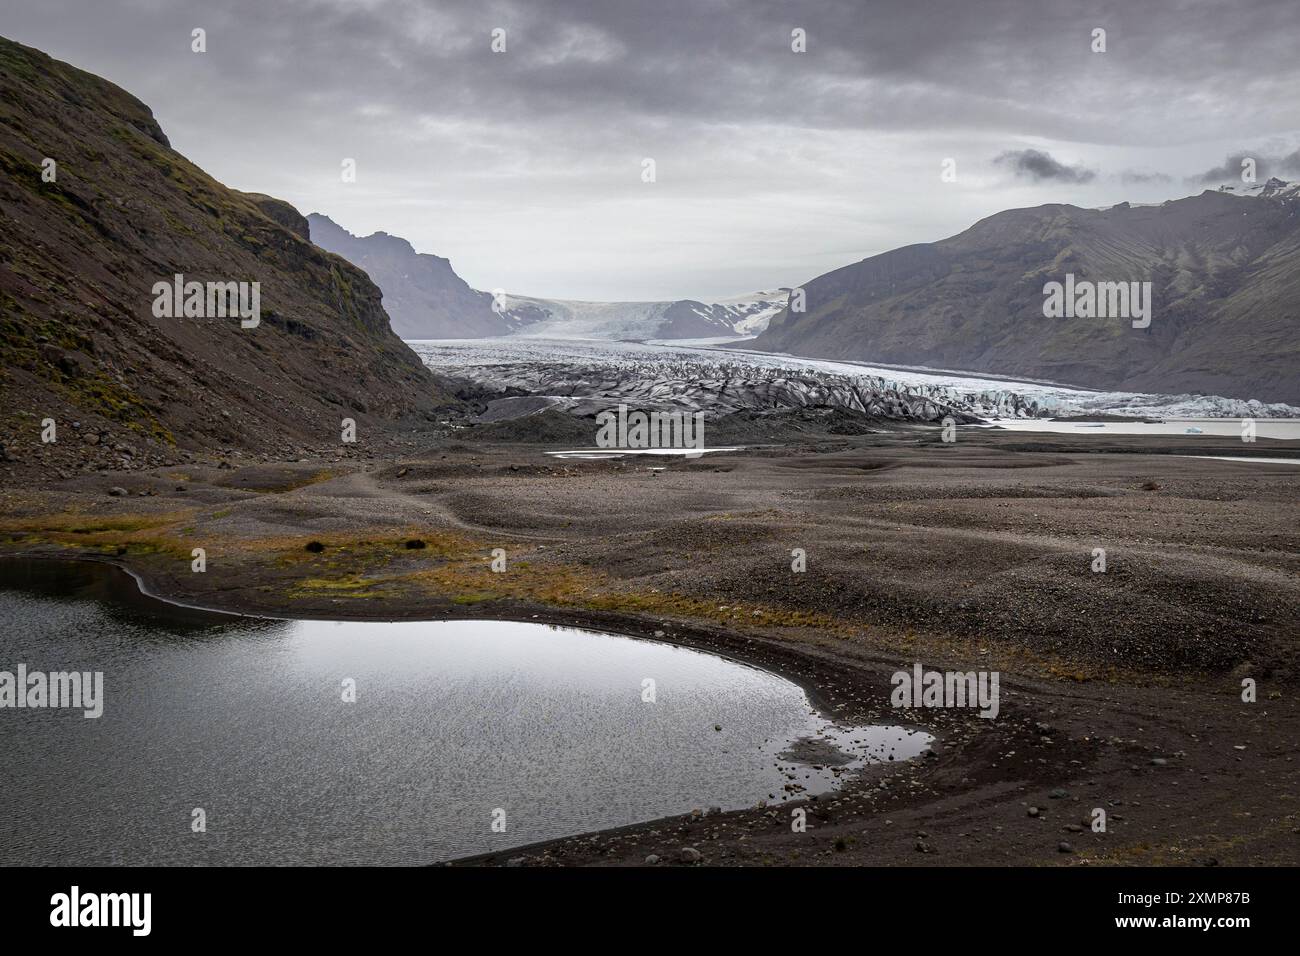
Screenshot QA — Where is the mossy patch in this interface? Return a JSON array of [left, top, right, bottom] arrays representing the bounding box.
[[287, 575, 385, 600], [0, 509, 198, 557]]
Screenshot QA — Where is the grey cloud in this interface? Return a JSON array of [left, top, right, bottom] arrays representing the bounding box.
[[1191, 150, 1300, 184], [9, 0, 1300, 143], [1120, 170, 1174, 185], [3, 0, 1299, 298], [995, 149, 1096, 184]]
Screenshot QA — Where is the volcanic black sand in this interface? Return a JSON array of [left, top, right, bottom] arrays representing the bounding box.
[[1, 425, 1297, 866]]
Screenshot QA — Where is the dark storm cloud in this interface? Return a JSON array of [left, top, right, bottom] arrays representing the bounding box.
[[10, 0, 1300, 144], [1191, 150, 1300, 184], [994, 149, 1096, 184]]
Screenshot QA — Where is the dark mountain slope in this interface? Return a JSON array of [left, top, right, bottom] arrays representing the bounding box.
[[0, 36, 448, 469], [307, 214, 511, 339], [754, 186, 1300, 403]]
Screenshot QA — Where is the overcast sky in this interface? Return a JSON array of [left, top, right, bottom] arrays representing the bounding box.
[[5, 0, 1300, 300]]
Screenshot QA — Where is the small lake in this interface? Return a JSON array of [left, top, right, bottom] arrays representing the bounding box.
[[0, 558, 929, 865]]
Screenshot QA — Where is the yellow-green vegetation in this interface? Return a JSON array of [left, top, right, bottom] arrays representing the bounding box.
[[63, 370, 174, 444], [327, 262, 368, 332], [0, 304, 173, 443], [261, 529, 474, 564], [0, 309, 90, 370], [286, 575, 384, 600], [0, 510, 197, 557], [276, 529, 842, 629], [276, 530, 480, 600]]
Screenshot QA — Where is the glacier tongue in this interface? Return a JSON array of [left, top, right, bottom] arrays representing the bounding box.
[[412, 338, 1300, 424]]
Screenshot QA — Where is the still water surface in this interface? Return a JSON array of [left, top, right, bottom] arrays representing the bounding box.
[[0, 559, 928, 865]]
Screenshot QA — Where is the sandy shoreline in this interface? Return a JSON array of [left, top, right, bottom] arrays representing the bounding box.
[[2, 427, 1297, 865]]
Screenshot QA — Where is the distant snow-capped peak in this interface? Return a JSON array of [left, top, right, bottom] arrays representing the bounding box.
[[484, 288, 792, 340], [1217, 177, 1300, 200]]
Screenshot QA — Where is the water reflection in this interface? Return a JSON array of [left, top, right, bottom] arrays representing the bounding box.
[[0, 558, 929, 865]]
